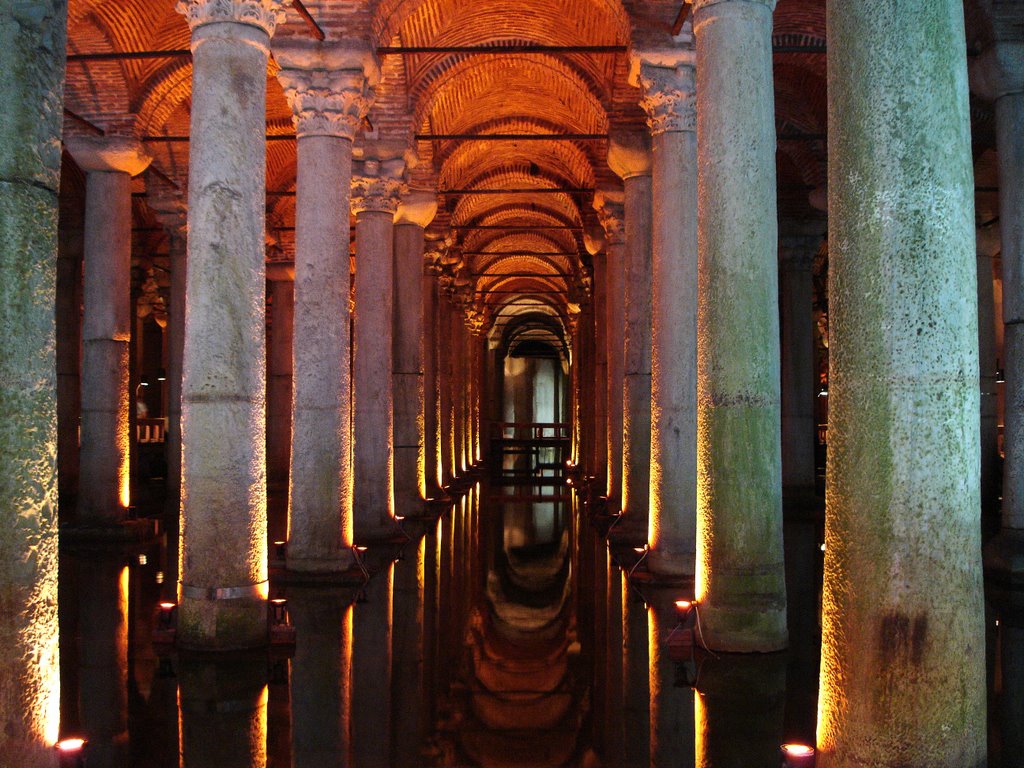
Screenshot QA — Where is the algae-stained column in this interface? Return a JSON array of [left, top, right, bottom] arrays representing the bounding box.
[[594, 192, 626, 504], [352, 154, 405, 542], [0, 2, 66, 760], [973, 42, 1024, 573], [176, 0, 286, 649], [819, 3, 986, 764], [608, 134, 652, 542], [64, 136, 152, 524], [394, 191, 438, 516], [693, 0, 787, 651], [634, 45, 699, 578], [274, 42, 378, 571]]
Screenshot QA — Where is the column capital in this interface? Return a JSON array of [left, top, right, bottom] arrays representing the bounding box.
[[583, 222, 606, 256], [593, 189, 626, 245], [351, 157, 406, 215], [607, 129, 652, 180], [274, 41, 380, 141], [969, 41, 1024, 100], [65, 135, 152, 176], [395, 189, 438, 228], [630, 46, 697, 136], [176, 0, 287, 36]]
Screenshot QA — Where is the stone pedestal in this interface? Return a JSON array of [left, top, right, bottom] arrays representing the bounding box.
[[819, 3, 986, 764], [609, 133, 653, 543], [175, 0, 287, 649], [594, 193, 626, 505], [275, 41, 378, 571], [394, 191, 437, 517], [779, 232, 822, 502], [634, 47, 699, 578], [693, 0, 787, 651], [352, 155, 405, 542], [973, 41, 1024, 577], [65, 136, 152, 524]]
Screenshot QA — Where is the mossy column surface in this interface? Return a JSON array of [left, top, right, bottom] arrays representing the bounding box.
[[973, 41, 1024, 575], [635, 47, 699, 579], [176, 0, 286, 649], [274, 42, 378, 572], [693, 0, 787, 651], [352, 156, 405, 542], [64, 136, 151, 524], [0, 4, 66, 758], [608, 132, 652, 542], [818, 3, 986, 765]]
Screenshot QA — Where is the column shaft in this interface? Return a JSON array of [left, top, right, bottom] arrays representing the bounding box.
[[977, 245, 999, 514], [819, 2, 986, 764], [422, 273, 441, 496], [394, 223, 426, 513], [267, 277, 293, 490], [606, 237, 625, 503], [592, 250, 608, 486], [693, 0, 787, 651], [177, 4, 283, 648]]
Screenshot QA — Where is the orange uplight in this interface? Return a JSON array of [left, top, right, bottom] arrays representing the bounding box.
[[781, 743, 816, 767], [56, 738, 86, 751], [159, 602, 176, 610], [782, 744, 814, 756], [675, 600, 692, 610]]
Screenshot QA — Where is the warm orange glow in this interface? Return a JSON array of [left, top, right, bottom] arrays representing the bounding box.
[[675, 600, 692, 610], [694, 691, 708, 766], [159, 602, 176, 610], [782, 744, 815, 756], [56, 738, 86, 752]]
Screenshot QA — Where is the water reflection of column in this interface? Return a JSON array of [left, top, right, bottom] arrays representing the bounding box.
[[178, 658, 268, 768], [423, 518, 442, 734], [694, 654, 786, 767], [621, 580, 650, 768], [352, 565, 394, 768], [289, 588, 352, 768], [392, 539, 426, 764], [76, 557, 129, 768], [590, 534, 609, 757], [604, 558, 625, 765], [648, 589, 696, 768], [438, 300, 454, 486]]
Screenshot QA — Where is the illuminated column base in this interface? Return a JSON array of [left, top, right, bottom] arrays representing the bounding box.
[[0, 2, 66, 757], [693, 0, 787, 652], [64, 136, 152, 524], [176, 0, 286, 649], [609, 133, 653, 543], [818, 2, 986, 764]]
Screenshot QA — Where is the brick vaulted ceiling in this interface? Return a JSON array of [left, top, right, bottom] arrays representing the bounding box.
[[60, 0, 995, 342]]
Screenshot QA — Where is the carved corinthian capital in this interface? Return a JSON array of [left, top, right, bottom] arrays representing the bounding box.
[[176, 0, 288, 36], [593, 190, 625, 245], [351, 158, 406, 215], [638, 62, 697, 135], [277, 68, 373, 140]]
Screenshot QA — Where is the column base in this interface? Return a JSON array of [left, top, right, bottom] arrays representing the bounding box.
[[646, 546, 697, 581], [984, 528, 1024, 587], [284, 550, 357, 575], [696, 598, 788, 653], [177, 594, 268, 652]]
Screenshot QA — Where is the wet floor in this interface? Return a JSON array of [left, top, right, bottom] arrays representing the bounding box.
[[57, 475, 1022, 767]]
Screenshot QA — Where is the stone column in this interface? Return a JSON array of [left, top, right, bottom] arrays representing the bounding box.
[[693, 0, 787, 651], [175, 0, 287, 649], [779, 231, 821, 502], [275, 42, 378, 571], [438, 297, 455, 485], [266, 274, 292, 490], [65, 136, 152, 524], [584, 227, 609, 489], [422, 257, 443, 498], [634, 46, 699, 578], [819, 3, 986, 765], [352, 154, 405, 542], [608, 133, 652, 542], [0, 11, 67, 757], [594, 193, 626, 504], [394, 191, 437, 516], [56, 212, 83, 512], [973, 42, 1024, 572], [977, 226, 1000, 515]]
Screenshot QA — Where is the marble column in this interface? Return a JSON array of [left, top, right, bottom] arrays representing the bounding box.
[[0, 6, 67, 757], [608, 133, 652, 542], [394, 191, 437, 516], [56, 212, 83, 511], [266, 274, 292, 490], [973, 41, 1024, 573], [65, 136, 152, 524], [634, 46, 699, 578], [779, 231, 821, 501], [584, 227, 609, 488], [819, 3, 986, 765], [352, 155, 405, 542], [977, 225, 1000, 515], [594, 192, 626, 505], [176, 0, 287, 649], [422, 256, 443, 497], [438, 297, 455, 485], [693, 0, 787, 651], [275, 42, 378, 571]]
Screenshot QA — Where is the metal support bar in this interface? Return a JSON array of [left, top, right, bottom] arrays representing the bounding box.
[[290, 0, 326, 41], [418, 133, 606, 141]]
